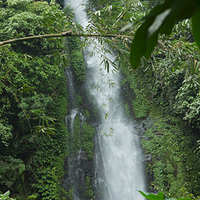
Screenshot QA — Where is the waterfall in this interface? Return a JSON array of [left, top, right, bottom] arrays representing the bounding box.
[[64, 0, 146, 199]]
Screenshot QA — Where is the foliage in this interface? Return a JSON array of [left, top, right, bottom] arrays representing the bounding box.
[[31, 167, 59, 200], [87, 0, 147, 47], [0, 123, 12, 146], [81, 121, 95, 160], [141, 115, 200, 197], [70, 114, 95, 160], [118, 0, 200, 128], [121, 46, 200, 196], [84, 176, 94, 198], [0, 191, 15, 200], [0, 157, 25, 188], [139, 190, 192, 200], [86, 1, 200, 198], [130, 71, 149, 119], [174, 73, 200, 126], [67, 37, 85, 83], [119, 8, 200, 196], [130, 0, 200, 68], [124, 102, 131, 117], [71, 115, 82, 154], [121, 60, 150, 119], [63, 188, 73, 200], [0, 0, 200, 199], [0, 0, 70, 199], [140, 39, 200, 126]]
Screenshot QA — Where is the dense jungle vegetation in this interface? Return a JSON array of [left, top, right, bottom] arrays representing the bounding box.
[[0, 0, 200, 199], [0, 0, 70, 199]]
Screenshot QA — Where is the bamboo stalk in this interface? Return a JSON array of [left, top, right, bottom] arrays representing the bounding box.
[[0, 31, 132, 46]]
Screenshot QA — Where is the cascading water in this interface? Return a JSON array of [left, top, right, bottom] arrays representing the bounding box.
[[85, 41, 146, 200], [64, 0, 146, 199]]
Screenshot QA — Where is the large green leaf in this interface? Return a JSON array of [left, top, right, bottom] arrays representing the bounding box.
[[144, 31, 159, 59], [130, 1, 171, 68], [130, 0, 200, 69], [139, 191, 193, 200], [2, 190, 10, 198], [130, 20, 150, 68], [19, 163, 25, 174], [139, 191, 164, 200]]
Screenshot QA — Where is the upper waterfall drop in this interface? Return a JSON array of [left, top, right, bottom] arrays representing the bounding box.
[[64, 0, 89, 28], [64, 0, 146, 199]]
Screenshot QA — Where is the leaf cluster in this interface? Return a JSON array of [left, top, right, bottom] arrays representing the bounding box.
[[67, 37, 86, 82], [0, 190, 15, 200], [139, 191, 193, 200], [130, 0, 200, 68]]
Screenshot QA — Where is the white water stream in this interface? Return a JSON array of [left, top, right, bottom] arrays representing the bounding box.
[[64, 0, 146, 199]]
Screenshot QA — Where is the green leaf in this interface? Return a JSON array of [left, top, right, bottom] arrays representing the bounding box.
[[105, 113, 110, 119], [139, 191, 193, 200], [148, 9, 171, 38], [19, 163, 25, 174], [192, 9, 200, 48], [28, 194, 37, 200], [130, 0, 171, 69], [139, 191, 164, 200], [105, 60, 109, 73], [130, 20, 150, 69], [144, 31, 159, 59], [130, 0, 200, 69], [2, 190, 10, 198]]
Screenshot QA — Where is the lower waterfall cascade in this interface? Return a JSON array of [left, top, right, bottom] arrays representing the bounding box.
[[64, 0, 146, 199]]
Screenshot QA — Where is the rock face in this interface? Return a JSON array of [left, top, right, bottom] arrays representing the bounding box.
[[62, 150, 94, 200], [61, 56, 96, 199]]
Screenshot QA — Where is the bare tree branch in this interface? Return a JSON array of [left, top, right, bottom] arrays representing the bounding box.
[[0, 30, 132, 46]]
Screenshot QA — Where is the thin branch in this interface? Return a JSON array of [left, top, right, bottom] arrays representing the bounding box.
[[0, 30, 132, 46]]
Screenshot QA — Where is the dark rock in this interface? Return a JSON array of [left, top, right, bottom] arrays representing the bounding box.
[[144, 153, 152, 161]]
